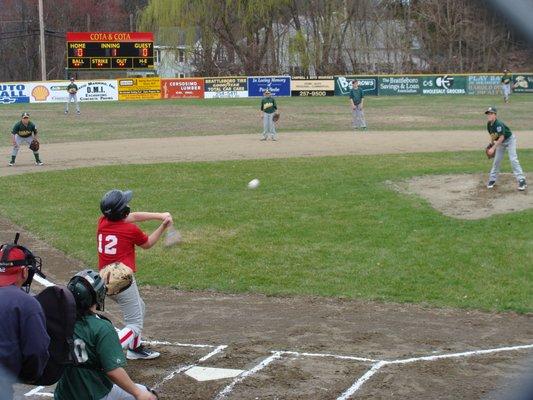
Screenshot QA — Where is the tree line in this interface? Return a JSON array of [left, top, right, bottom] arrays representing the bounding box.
[[0, 0, 529, 81]]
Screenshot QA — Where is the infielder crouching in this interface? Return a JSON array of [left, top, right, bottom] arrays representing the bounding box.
[[97, 189, 173, 360], [9, 112, 43, 166]]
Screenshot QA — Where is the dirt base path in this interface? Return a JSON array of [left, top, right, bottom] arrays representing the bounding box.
[[1, 130, 532, 176], [5, 130, 533, 399]]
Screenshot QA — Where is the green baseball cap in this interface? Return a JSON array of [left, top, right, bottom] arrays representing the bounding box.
[[484, 106, 497, 114], [21, 112, 30, 118]]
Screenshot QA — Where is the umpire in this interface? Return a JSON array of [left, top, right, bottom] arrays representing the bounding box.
[[0, 243, 50, 400]]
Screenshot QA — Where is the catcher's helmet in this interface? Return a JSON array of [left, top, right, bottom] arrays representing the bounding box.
[[100, 189, 132, 221], [67, 269, 106, 311]]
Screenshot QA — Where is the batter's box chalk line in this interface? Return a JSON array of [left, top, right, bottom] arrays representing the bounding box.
[[214, 344, 533, 400], [24, 340, 228, 397]]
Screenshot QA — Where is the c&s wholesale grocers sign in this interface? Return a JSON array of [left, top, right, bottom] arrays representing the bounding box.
[[118, 77, 161, 100], [161, 78, 205, 99]]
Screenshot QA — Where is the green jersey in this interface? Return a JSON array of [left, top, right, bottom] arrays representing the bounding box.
[[260, 96, 277, 114], [501, 74, 512, 85], [487, 119, 512, 141], [67, 83, 78, 93], [54, 315, 126, 400], [349, 87, 364, 105], [12, 121, 37, 138]]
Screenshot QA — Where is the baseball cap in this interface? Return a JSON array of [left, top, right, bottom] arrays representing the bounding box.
[[0, 247, 26, 286], [21, 112, 30, 118], [70, 77, 75, 81], [484, 106, 497, 114]]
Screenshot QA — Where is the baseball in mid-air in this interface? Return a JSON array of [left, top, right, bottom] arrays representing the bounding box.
[[247, 178, 260, 189]]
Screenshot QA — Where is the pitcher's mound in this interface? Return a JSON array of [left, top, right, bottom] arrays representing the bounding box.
[[393, 173, 532, 220]]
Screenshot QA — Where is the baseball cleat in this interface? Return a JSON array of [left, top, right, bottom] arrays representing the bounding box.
[[127, 345, 160, 360], [487, 180, 496, 189], [64, 110, 68, 114], [518, 180, 527, 191], [8, 162, 14, 166], [35, 161, 44, 166]]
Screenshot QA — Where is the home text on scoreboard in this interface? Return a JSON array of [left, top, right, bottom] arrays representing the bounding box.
[[66, 32, 154, 70]]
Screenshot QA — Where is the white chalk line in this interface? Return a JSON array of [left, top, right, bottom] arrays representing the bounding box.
[[275, 350, 378, 363], [153, 345, 228, 390], [337, 361, 387, 400], [335, 343, 533, 400], [214, 352, 283, 400]]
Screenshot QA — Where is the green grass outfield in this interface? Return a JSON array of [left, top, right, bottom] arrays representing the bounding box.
[[0, 95, 532, 143], [0, 152, 531, 312]]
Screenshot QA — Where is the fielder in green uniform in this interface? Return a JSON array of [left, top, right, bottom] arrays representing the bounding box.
[[54, 270, 156, 400], [485, 106, 527, 191], [349, 80, 367, 131], [65, 77, 80, 114], [501, 69, 512, 103], [260, 89, 278, 141], [9, 112, 43, 166]]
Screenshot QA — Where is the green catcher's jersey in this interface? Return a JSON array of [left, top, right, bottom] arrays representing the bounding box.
[[54, 315, 126, 400], [487, 119, 512, 141], [260, 96, 277, 113]]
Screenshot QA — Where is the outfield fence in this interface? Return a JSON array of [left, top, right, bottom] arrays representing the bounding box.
[[1, 73, 532, 104]]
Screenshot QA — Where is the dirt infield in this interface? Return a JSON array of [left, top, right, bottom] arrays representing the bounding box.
[[7, 130, 533, 399]]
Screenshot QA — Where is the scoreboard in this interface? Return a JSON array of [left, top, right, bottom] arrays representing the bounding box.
[[66, 32, 154, 70]]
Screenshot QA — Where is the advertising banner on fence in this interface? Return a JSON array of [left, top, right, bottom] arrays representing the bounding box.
[[161, 78, 205, 99], [334, 76, 378, 96], [378, 76, 421, 95], [291, 77, 334, 96], [467, 75, 501, 95], [204, 77, 248, 98], [247, 76, 291, 97], [512, 74, 533, 93], [420, 75, 467, 95], [0, 83, 30, 104], [29, 80, 118, 103], [118, 77, 161, 100]]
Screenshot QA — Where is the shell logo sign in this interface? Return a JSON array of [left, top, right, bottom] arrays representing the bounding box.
[[31, 85, 50, 101]]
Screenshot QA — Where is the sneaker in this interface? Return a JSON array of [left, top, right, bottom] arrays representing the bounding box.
[[35, 161, 44, 166], [126, 345, 160, 360], [8, 162, 14, 166], [518, 179, 527, 191], [487, 180, 496, 189]]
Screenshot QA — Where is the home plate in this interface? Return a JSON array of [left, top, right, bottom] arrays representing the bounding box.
[[185, 366, 244, 382]]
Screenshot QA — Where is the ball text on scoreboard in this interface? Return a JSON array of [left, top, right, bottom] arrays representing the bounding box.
[[66, 32, 154, 70]]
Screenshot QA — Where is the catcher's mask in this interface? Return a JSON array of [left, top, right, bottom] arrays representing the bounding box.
[[0, 233, 44, 293], [100, 189, 132, 221], [67, 269, 106, 311]]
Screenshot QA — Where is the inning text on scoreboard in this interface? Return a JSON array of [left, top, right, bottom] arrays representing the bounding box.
[[66, 32, 154, 70]]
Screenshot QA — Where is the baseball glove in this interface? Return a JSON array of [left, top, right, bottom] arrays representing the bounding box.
[[29, 138, 40, 152], [272, 112, 280, 123], [485, 143, 495, 159], [99, 262, 133, 296], [68, 88, 77, 94]]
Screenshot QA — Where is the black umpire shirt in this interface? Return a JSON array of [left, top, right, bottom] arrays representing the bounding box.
[[0, 285, 49, 400]]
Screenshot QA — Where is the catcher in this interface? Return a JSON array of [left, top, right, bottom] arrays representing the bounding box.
[[65, 77, 80, 115], [54, 269, 157, 400], [260, 89, 279, 141], [9, 112, 43, 166], [484, 106, 527, 191]]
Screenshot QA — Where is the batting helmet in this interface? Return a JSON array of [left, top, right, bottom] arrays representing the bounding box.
[[100, 189, 132, 221], [67, 269, 106, 311]]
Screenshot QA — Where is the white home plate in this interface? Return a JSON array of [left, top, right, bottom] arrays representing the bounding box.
[[185, 366, 244, 382]]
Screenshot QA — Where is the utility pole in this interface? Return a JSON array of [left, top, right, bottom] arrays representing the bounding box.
[[38, 0, 47, 80]]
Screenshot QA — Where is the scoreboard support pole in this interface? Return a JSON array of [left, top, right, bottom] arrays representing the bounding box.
[[38, 0, 47, 80]]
